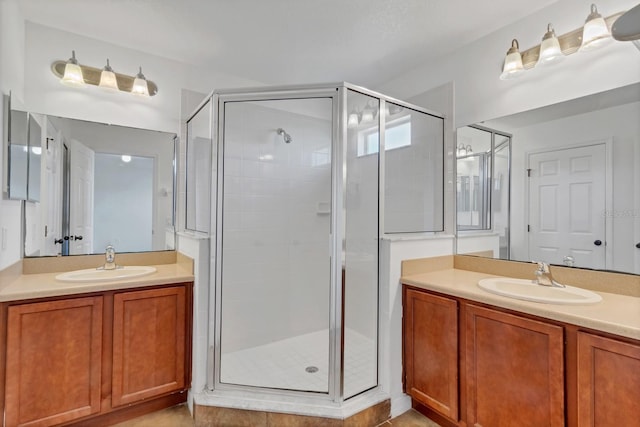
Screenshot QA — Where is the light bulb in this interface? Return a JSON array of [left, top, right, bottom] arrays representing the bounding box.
[[131, 66, 149, 96], [347, 109, 359, 127], [99, 59, 119, 91], [538, 24, 564, 65], [581, 4, 612, 51], [500, 39, 525, 80], [60, 50, 85, 87]]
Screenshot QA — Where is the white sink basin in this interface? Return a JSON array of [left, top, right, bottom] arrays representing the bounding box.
[[478, 277, 602, 305], [55, 266, 157, 283]]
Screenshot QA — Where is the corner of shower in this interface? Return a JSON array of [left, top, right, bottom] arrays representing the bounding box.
[[194, 82, 410, 421]]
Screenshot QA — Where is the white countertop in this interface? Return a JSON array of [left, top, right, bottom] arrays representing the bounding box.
[[0, 262, 194, 302], [402, 268, 640, 341]]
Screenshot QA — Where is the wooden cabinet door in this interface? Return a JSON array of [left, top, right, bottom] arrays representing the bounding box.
[[465, 304, 564, 427], [112, 286, 186, 407], [577, 332, 640, 426], [404, 288, 459, 422], [5, 296, 103, 427]]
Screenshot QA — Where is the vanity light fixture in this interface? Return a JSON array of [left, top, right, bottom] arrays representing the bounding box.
[[52, 53, 158, 96], [538, 24, 564, 65], [60, 50, 85, 87], [98, 59, 119, 91], [457, 142, 473, 157], [499, 4, 624, 79]]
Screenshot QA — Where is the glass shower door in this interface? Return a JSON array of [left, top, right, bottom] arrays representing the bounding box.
[[218, 97, 334, 393]]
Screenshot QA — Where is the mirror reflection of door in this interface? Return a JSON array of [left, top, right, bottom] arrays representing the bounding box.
[[69, 139, 95, 255], [43, 118, 63, 256], [527, 143, 607, 269]]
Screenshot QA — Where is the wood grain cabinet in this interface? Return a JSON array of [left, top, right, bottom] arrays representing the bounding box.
[[1, 282, 192, 427], [465, 304, 564, 427], [577, 332, 640, 426], [112, 286, 186, 407], [403, 285, 640, 427], [4, 296, 104, 427], [404, 289, 458, 422]]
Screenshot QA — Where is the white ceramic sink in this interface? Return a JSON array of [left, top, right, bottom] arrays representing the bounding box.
[[55, 266, 156, 283], [478, 277, 602, 305]]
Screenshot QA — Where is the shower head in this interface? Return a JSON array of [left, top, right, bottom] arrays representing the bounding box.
[[277, 128, 292, 144]]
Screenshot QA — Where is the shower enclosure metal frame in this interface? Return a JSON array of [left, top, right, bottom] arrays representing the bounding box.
[[201, 82, 445, 406]]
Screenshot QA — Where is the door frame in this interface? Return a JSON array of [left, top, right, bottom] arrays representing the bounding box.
[[211, 88, 342, 401], [525, 139, 612, 268]]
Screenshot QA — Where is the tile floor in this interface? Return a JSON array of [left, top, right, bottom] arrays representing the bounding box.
[[113, 405, 441, 427]]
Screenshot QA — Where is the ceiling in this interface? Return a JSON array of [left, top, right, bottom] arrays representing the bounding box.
[[18, 0, 559, 87]]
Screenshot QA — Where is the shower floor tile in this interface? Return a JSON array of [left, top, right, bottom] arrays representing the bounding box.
[[220, 328, 375, 396]]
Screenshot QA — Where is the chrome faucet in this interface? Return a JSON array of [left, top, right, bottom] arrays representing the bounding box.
[[533, 261, 565, 288], [104, 245, 117, 270]]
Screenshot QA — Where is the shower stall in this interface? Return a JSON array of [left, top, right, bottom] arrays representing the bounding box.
[[186, 83, 444, 413]]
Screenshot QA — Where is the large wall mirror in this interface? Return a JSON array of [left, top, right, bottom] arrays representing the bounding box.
[[8, 110, 177, 257], [456, 83, 640, 276]]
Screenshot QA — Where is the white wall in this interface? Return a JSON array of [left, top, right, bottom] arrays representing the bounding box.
[[503, 101, 639, 273], [379, 0, 640, 128], [22, 22, 263, 134], [378, 236, 455, 417]]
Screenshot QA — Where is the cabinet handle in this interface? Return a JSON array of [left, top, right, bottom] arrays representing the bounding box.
[[594, 240, 602, 246], [636, 243, 640, 249]]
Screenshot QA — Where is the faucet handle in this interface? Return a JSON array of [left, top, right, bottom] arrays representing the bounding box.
[[105, 245, 116, 263]]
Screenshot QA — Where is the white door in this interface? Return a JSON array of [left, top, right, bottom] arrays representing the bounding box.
[[69, 139, 94, 255], [528, 144, 606, 269]]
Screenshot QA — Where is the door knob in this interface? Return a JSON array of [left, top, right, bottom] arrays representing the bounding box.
[[73, 235, 83, 241], [636, 243, 640, 249], [594, 240, 602, 246], [54, 238, 64, 244]]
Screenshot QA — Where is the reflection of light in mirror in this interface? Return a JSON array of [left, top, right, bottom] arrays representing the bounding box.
[[31, 146, 42, 155], [121, 154, 132, 163], [347, 110, 359, 127]]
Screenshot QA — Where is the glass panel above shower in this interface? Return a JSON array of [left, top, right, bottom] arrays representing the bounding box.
[[186, 98, 213, 233], [383, 103, 444, 233]]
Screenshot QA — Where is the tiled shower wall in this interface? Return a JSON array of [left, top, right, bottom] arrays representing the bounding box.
[[220, 100, 333, 353]]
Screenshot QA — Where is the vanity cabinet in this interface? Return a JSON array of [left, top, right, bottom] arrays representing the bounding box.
[[403, 289, 458, 422], [112, 286, 186, 407], [403, 285, 639, 427], [465, 304, 564, 427], [576, 332, 640, 426], [1, 282, 192, 427], [4, 297, 104, 427]]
